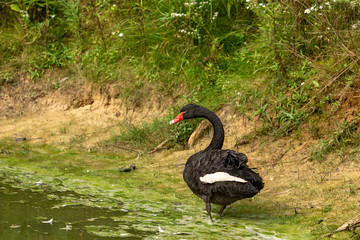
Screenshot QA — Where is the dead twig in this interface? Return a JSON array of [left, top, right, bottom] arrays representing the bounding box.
[[174, 163, 186, 166], [261, 157, 307, 168], [0, 1, 16, 5], [263, 54, 346, 118], [301, 58, 360, 111], [148, 139, 170, 154], [321, 214, 360, 237]]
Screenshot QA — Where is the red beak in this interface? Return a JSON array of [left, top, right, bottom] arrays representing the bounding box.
[[169, 112, 185, 124]]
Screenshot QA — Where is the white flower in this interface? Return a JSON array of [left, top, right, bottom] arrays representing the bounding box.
[[112, 32, 116, 35], [171, 13, 185, 18], [119, 33, 123, 37], [184, 0, 196, 6], [212, 12, 218, 20], [304, 9, 311, 14], [352, 24, 357, 29]]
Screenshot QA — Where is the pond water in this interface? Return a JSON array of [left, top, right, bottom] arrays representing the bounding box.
[[0, 179, 298, 240], [0, 145, 315, 240], [0, 181, 154, 240]]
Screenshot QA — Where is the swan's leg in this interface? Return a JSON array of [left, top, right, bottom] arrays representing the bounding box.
[[202, 195, 212, 221], [205, 202, 212, 221], [218, 205, 227, 217]]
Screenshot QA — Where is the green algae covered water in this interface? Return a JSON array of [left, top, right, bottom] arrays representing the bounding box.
[[0, 144, 315, 239], [0, 180, 289, 240], [0, 175, 312, 240], [0, 182, 135, 240]]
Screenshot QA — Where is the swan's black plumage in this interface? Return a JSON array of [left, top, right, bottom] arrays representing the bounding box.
[[170, 104, 264, 220]]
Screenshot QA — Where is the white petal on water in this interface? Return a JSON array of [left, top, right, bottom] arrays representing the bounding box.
[[42, 218, 53, 225]]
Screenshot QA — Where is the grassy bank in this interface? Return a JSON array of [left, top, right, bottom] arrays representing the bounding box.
[[1, 0, 359, 160]]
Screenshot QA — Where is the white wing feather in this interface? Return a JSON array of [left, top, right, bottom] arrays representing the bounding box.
[[200, 172, 247, 184]]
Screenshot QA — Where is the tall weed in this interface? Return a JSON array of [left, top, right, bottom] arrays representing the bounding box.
[[1, 0, 360, 156]]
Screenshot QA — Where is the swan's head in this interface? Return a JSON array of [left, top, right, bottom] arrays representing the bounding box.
[[169, 104, 201, 124]]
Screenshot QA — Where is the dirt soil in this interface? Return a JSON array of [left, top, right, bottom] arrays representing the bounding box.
[[0, 76, 166, 148], [1, 78, 360, 238]]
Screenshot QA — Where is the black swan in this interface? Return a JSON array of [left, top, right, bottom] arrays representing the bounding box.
[[170, 104, 264, 220]]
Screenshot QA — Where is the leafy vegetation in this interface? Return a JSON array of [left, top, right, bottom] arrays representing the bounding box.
[[1, 0, 360, 159]]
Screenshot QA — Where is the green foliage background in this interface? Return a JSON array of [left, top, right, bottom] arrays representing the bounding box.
[[1, 0, 359, 159]]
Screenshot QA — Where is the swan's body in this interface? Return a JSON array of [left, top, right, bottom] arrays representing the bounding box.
[[170, 104, 264, 220]]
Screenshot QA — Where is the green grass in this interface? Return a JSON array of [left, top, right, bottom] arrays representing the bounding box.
[[102, 113, 199, 153], [2, 0, 360, 160], [309, 115, 360, 161]]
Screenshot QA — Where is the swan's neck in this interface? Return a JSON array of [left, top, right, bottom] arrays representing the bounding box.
[[201, 108, 224, 151]]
